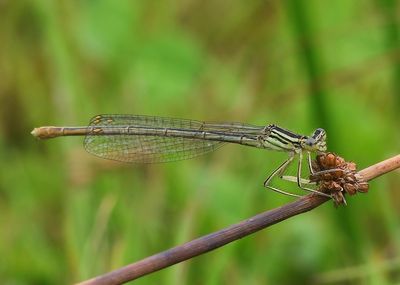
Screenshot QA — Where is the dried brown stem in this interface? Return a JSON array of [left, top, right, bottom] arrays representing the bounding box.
[[358, 154, 400, 181], [77, 154, 400, 285]]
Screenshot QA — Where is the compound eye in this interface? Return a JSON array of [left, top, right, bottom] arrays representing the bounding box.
[[312, 128, 326, 141]]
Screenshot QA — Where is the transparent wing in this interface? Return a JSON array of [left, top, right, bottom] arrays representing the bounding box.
[[84, 114, 264, 163]]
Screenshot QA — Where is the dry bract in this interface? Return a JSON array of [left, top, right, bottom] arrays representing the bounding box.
[[311, 152, 369, 206]]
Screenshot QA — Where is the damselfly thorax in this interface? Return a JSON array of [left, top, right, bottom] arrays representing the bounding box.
[[31, 114, 330, 198]]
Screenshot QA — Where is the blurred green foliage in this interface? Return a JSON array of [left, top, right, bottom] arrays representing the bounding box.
[[0, 1, 399, 284]]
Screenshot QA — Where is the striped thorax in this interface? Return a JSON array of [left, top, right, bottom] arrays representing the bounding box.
[[262, 125, 327, 153]]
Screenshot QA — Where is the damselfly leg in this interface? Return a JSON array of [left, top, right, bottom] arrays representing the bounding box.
[[281, 152, 315, 184], [263, 153, 301, 197], [296, 151, 331, 197], [310, 168, 346, 181], [264, 151, 331, 198]]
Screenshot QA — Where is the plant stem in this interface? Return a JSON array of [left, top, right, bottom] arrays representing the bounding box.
[[77, 154, 400, 285]]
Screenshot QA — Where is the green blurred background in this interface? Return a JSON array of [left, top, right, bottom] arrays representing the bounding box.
[[1, 1, 399, 284]]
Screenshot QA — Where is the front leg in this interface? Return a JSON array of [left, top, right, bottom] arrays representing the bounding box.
[[307, 151, 314, 174], [297, 151, 331, 198]]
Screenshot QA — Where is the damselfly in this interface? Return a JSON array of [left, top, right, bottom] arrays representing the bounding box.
[[31, 114, 330, 198]]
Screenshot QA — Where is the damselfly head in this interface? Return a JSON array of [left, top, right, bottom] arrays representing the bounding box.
[[301, 128, 327, 152]]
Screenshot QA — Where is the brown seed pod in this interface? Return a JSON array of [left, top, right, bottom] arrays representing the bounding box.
[[335, 156, 345, 167], [323, 153, 337, 168], [346, 162, 357, 172], [312, 152, 369, 206], [330, 169, 345, 180], [344, 183, 357, 195], [332, 192, 347, 207], [344, 174, 356, 183], [357, 182, 369, 193]]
